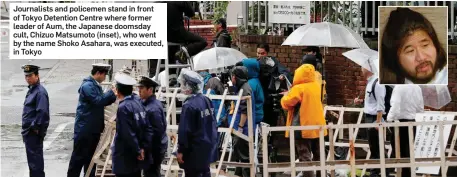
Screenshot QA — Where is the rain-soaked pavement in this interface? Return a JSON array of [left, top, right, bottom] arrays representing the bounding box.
[[0, 14, 150, 176]]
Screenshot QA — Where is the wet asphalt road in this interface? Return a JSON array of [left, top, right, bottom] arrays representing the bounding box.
[[0, 14, 150, 176]]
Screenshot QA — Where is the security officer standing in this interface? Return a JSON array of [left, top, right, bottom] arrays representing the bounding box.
[[176, 69, 218, 177], [136, 76, 167, 177], [67, 63, 117, 177], [112, 73, 151, 177], [21, 64, 50, 177]]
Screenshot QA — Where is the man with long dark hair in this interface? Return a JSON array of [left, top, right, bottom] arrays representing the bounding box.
[[381, 7, 447, 84]]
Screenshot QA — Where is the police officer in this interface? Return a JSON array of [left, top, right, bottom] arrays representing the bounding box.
[[67, 63, 117, 177], [136, 76, 167, 177], [112, 73, 151, 177], [21, 64, 50, 177], [176, 69, 218, 177]]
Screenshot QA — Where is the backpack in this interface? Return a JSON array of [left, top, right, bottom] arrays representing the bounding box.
[[369, 78, 393, 117]]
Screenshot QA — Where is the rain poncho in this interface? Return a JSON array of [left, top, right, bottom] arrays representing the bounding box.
[[301, 55, 326, 100], [199, 71, 227, 126], [178, 68, 204, 94], [387, 85, 424, 121], [240, 59, 265, 123], [281, 64, 328, 139]]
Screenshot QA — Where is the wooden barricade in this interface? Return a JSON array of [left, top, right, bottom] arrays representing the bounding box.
[[160, 88, 256, 177], [86, 87, 256, 177], [260, 106, 457, 177], [85, 97, 118, 177]]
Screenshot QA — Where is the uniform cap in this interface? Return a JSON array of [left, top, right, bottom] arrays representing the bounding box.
[[92, 63, 111, 71], [137, 75, 160, 87], [178, 68, 203, 85], [119, 65, 132, 75], [21, 65, 40, 75], [114, 73, 137, 86]]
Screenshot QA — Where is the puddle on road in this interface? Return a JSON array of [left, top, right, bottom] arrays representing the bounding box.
[[53, 113, 76, 117], [0, 89, 12, 97], [1, 125, 23, 141]]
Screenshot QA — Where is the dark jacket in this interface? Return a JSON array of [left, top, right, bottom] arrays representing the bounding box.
[[178, 94, 218, 170], [143, 95, 168, 154], [112, 95, 151, 175], [213, 29, 232, 48], [166, 1, 195, 31], [228, 81, 255, 136], [75, 76, 116, 134], [22, 82, 50, 137]]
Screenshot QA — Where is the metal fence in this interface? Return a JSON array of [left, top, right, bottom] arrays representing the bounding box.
[[241, 1, 457, 42]]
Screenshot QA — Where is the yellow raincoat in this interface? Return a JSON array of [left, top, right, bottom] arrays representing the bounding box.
[[281, 64, 328, 139], [314, 71, 326, 102]]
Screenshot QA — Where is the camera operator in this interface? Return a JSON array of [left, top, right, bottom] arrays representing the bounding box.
[[256, 43, 291, 127], [256, 43, 292, 82]]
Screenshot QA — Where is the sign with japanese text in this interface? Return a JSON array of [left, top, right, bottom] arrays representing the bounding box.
[[268, 1, 310, 24], [414, 113, 454, 174]]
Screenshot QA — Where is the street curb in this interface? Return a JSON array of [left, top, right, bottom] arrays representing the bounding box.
[[41, 60, 62, 83]]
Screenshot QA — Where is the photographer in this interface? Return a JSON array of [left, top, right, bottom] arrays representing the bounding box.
[[227, 66, 255, 177], [256, 43, 291, 127]]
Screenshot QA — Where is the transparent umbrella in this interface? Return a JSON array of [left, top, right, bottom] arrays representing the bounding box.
[[282, 22, 369, 49], [342, 49, 379, 76], [192, 47, 247, 71], [419, 85, 451, 109]]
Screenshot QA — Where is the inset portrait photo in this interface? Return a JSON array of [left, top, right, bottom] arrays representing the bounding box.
[[379, 6, 448, 85]]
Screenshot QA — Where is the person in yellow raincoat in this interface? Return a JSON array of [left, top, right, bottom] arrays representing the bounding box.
[[281, 64, 328, 177], [300, 54, 326, 102]]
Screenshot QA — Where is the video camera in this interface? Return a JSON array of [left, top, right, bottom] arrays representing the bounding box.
[[268, 93, 284, 112], [218, 65, 235, 88]]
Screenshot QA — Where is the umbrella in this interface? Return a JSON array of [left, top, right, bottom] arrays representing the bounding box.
[[192, 47, 247, 71], [419, 85, 451, 109], [342, 49, 379, 76], [282, 22, 369, 49]]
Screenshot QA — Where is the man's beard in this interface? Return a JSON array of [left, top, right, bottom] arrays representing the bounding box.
[[401, 61, 437, 84]]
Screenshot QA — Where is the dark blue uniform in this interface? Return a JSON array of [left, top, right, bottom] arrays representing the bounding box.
[[112, 95, 152, 177], [178, 94, 218, 177], [67, 76, 116, 177], [22, 82, 50, 177], [142, 95, 167, 177]]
